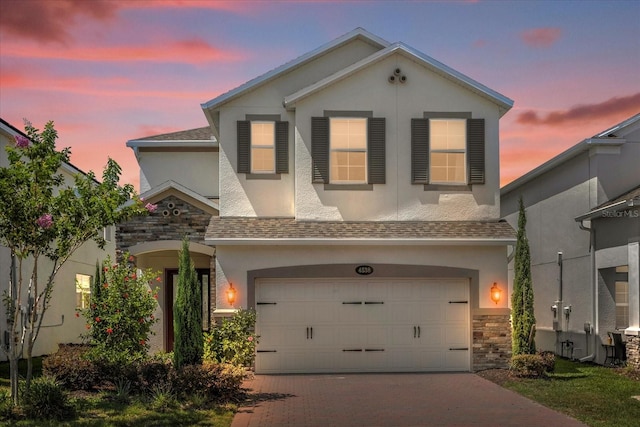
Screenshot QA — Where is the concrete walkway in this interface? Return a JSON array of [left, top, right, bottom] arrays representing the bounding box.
[[231, 373, 587, 427]]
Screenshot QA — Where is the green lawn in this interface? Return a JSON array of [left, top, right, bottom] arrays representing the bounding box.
[[502, 358, 640, 427]]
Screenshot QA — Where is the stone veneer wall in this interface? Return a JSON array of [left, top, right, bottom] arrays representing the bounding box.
[[472, 313, 512, 370], [117, 196, 212, 251], [117, 195, 216, 322], [626, 335, 640, 370]]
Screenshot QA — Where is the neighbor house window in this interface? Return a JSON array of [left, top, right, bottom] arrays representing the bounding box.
[[75, 273, 92, 309], [250, 121, 275, 173], [429, 119, 466, 184], [329, 118, 367, 183], [615, 265, 629, 329]]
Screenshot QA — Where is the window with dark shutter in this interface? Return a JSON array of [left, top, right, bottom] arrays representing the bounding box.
[[311, 117, 330, 183], [237, 120, 250, 174], [368, 118, 386, 184], [275, 121, 289, 174], [467, 118, 485, 184], [411, 118, 429, 184]]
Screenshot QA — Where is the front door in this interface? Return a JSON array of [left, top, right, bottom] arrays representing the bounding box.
[[165, 268, 210, 351]]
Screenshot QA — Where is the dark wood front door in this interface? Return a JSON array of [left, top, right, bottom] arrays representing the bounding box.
[[165, 268, 210, 351]]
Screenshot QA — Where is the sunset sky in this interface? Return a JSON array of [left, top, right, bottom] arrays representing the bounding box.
[[1, 0, 639, 190]]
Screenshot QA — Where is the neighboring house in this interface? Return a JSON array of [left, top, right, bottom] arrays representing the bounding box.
[[120, 28, 516, 373], [501, 113, 640, 367], [0, 118, 116, 360]]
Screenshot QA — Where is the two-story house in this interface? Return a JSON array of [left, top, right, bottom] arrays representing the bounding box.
[[0, 118, 116, 360], [119, 28, 515, 373], [501, 113, 640, 367]]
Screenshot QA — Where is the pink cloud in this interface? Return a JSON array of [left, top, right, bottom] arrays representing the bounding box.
[[520, 27, 562, 48], [516, 93, 640, 126], [3, 38, 244, 64], [0, 0, 117, 44]]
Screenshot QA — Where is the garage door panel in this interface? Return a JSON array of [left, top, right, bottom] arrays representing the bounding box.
[[255, 278, 470, 373]]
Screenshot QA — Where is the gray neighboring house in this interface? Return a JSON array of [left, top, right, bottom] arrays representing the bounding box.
[[501, 113, 640, 367]]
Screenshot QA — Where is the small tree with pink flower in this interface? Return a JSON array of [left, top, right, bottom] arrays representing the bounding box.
[[0, 121, 151, 405]]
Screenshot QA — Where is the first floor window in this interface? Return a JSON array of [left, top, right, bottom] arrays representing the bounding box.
[[75, 273, 92, 309], [330, 117, 367, 183], [430, 119, 466, 184], [250, 121, 275, 173], [615, 265, 629, 329]]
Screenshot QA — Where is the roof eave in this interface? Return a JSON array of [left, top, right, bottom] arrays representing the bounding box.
[[284, 43, 513, 114], [201, 28, 390, 113], [205, 237, 516, 246]]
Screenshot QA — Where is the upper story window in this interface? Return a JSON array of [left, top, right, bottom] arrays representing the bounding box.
[[250, 121, 275, 174], [411, 114, 485, 187], [237, 118, 289, 176], [311, 114, 385, 187], [330, 118, 367, 183], [430, 119, 466, 184], [75, 273, 92, 309]]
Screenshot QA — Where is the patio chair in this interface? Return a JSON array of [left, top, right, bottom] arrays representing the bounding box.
[[610, 332, 627, 365]]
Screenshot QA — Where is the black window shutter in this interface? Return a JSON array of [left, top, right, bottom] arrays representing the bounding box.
[[367, 117, 386, 184], [311, 117, 329, 183], [237, 120, 250, 174], [411, 118, 429, 184], [467, 118, 485, 184], [275, 121, 289, 174]]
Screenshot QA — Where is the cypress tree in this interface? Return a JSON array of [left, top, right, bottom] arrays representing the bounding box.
[[173, 237, 203, 369], [511, 196, 536, 355]]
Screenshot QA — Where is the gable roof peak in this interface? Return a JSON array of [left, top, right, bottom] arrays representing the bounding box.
[[201, 28, 390, 113]]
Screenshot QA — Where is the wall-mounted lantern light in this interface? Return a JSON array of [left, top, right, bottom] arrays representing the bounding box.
[[226, 283, 237, 306], [490, 282, 502, 305]]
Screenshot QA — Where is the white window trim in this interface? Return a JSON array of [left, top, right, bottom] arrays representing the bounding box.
[[250, 121, 276, 174], [329, 117, 367, 184], [429, 118, 467, 185]]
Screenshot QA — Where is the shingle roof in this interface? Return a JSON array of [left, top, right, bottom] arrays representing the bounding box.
[[576, 184, 640, 221], [130, 127, 213, 142], [206, 217, 516, 245]]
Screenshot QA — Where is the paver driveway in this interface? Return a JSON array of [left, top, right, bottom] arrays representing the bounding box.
[[232, 373, 587, 427]]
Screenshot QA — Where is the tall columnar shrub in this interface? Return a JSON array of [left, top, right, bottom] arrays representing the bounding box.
[[173, 237, 203, 369], [0, 120, 150, 404], [81, 254, 159, 363], [512, 196, 536, 355]]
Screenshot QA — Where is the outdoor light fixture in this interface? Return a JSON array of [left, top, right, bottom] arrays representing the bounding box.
[[490, 282, 502, 304], [226, 283, 237, 306]]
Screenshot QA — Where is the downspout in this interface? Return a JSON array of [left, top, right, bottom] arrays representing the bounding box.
[[578, 220, 597, 362]]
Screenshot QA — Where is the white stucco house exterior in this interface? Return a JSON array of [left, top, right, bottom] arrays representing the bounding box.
[[119, 28, 516, 373], [0, 118, 116, 360], [501, 113, 640, 367]]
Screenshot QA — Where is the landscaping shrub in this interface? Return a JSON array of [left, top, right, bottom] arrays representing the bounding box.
[[81, 254, 159, 364], [0, 390, 14, 421], [42, 344, 99, 390], [171, 362, 247, 402], [204, 309, 258, 367], [539, 350, 556, 373], [510, 354, 547, 378], [137, 356, 173, 394], [148, 382, 178, 413], [22, 375, 74, 421]]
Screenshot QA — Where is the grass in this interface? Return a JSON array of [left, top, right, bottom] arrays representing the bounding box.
[[0, 357, 235, 427], [503, 358, 640, 427]]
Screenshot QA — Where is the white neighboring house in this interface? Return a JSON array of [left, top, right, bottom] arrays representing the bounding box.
[[501, 113, 640, 366], [0, 118, 116, 360], [120, 28, 516, 373]]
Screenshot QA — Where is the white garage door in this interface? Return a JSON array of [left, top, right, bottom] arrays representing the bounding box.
[[255, 278, 469, 374]]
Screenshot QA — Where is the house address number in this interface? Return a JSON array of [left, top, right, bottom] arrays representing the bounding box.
[[355, 265, 374, 275]]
